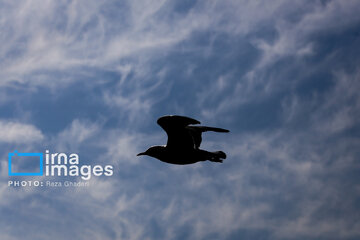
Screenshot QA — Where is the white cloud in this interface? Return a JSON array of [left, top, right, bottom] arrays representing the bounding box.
[[58, 119, 99, 143], [0, 1, 360, 240], [0, 120, 44, 143]]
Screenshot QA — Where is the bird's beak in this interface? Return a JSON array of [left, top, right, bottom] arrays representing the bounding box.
[[137, 152, 146, 156]]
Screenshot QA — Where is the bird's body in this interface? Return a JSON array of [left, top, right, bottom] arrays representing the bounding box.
[[137, 115, 229, 165]]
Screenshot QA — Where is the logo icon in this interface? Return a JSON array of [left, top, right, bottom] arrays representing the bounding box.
[[8, 150, 43, 176]]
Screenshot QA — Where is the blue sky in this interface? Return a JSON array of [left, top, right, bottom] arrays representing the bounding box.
[[1, 0, 360, 239]]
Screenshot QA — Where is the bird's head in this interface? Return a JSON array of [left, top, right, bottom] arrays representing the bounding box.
[[137, 146, 166, 160]]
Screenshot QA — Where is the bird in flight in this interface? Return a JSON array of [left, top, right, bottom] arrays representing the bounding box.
[[137, 115, 229, 165]]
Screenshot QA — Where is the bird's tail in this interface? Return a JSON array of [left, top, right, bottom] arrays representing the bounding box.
[[209, 151, 227, 163]]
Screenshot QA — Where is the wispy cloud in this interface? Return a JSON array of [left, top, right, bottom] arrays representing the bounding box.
[[1, 1, 360, 240], [54, 119, 100, 151], [196, 0, 360, 119]]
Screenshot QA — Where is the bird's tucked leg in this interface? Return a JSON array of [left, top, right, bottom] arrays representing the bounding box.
[[209, 157, 223, 163]]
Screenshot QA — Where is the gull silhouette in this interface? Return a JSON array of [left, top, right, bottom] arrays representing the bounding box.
[[137, 115, 229, 165]]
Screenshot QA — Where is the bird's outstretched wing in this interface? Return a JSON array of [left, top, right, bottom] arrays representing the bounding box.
[[157, 115, 200, 150], [187, 126, 229, 149]]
